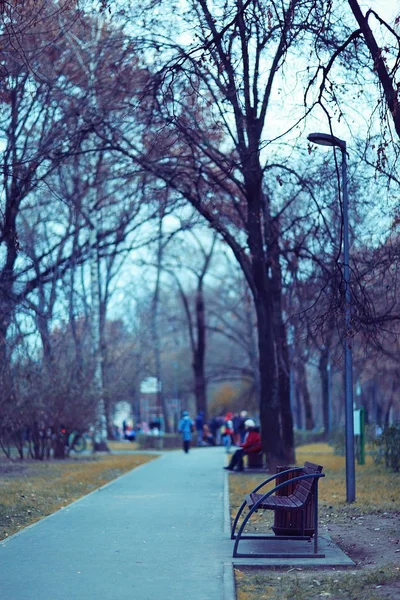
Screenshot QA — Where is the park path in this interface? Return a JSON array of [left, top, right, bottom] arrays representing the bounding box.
[[0, 446, 234, 600]]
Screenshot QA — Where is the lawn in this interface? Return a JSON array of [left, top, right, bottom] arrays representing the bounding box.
[[229, 444, 400, 519], [230, 444, 400, 600]]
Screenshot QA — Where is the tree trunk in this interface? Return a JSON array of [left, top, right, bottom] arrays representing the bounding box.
[[269, 218, 295, 464], [36, 313, 55, 371], [90, 224, 108, 451], [277, 314, 295, 462], [193, 286, 207, 419], [244, 290, 261, 402], [295, 387, 303, 430], [69, 229, 84, 382], [193, 360, 207, 418], [0, 321, 14, 427], [254, 293, 289, 472], [152, 215, 171, 432], [244, 161, 294, 472], [319, 348, 330, 438], [298, 359, 315, 430]]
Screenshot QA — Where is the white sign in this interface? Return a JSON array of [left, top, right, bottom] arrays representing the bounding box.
[[140, 377, 161, 394], [353, 409, 361, 436]]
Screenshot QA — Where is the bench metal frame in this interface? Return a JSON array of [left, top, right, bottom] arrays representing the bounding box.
[[231, 465, 325, 559]]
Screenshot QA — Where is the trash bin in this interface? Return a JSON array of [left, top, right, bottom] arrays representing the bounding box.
[[272, 465, 315, 537]]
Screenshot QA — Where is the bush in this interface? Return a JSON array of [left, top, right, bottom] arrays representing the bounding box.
[[136, 433, 185, 450], [329, 427, 345, 456], [372, 423, 400, 472], [294, 429, 327, 447], [328, 427, 368, 463]]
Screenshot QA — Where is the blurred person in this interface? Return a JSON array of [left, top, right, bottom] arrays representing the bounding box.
[[178, 411, 194, 454], [237, 410, 248, 443], [232, 412, 241, 445], [210, 413, 225, 445], [202, 423, 215, 446], [222, 412, 234, 453], [125, 425, 136, 442], [223, 419, 261, 471]]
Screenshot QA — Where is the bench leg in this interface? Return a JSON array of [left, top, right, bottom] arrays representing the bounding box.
[[233, 502, 260, 557], [231, 500, 247, 539]]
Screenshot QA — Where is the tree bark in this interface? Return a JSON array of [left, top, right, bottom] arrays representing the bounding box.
[[90, 223, 109, 451], [193, 287, 207, 419], [269, 217, 295, 463], [297, 359, 315, 430], [319, 348, 330, 437], [246, 181, 291, 470], [151, 214, 170, 432]]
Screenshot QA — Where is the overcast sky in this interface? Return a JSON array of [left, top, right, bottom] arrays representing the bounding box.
[[370, 0, 398, 22]]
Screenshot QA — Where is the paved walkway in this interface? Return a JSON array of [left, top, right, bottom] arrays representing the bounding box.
[[0, 446, 353, 600], [0, 446, 234, 600]]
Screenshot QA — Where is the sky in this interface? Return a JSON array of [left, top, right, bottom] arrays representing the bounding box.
[[369, 0, 399, 22]]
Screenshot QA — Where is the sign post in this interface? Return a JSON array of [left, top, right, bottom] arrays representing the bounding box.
[[353, 407, 365, 465]]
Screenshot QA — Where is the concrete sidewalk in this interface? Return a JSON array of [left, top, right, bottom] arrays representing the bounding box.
[[0, 446, 353, 600], [0, 446, 234, 600]]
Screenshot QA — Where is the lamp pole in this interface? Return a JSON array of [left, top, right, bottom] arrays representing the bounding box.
[[307, 132, 356, 503]]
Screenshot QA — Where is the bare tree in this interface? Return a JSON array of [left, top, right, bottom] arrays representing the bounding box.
[[97, 0, 347, 469], [162, 228, 218, 420]]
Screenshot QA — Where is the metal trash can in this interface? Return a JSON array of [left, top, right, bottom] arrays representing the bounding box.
[[272, 465, 315, 537]]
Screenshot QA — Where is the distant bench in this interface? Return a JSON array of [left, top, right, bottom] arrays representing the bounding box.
[[231, 461, 325, 558], [246, 451, 264, 469]]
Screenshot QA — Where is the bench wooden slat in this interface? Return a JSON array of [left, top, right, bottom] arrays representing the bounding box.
[[294, 486, 309, 503], [245, 463, 323, 513], [246, 492, 303, 510], [304, 461, 323, 472]]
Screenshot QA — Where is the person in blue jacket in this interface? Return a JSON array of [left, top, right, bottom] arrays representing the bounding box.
[[178, 411, 194, 453]]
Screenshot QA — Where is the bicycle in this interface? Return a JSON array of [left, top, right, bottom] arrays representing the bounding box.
[[64, 429, 87, 454]]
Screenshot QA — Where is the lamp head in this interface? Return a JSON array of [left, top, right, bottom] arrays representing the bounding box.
[[307, 132, 346, 150]]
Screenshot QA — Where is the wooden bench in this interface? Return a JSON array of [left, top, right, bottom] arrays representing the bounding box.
[[246, 451, 264, 469], [231, 461, 325, 558]]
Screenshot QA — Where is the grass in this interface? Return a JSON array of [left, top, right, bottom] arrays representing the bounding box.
[[230, 443, 400, 600], [229, 444, 400, 526], [0, 450, 157, 541], [3, 440, 399, 599], [107, 440, 140, 451], [235, 564, 400, 600]]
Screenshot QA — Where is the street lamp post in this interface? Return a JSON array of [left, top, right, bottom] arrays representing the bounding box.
[[307, 132, 356, 503]]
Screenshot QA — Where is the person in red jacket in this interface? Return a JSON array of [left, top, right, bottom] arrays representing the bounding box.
[[223, 419, 262, 472]]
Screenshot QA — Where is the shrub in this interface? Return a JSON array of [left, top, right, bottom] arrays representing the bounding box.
[[136, 433, 184, 450], [294, 429, 326, 448], [328, 426, 369, 463], [328, 427, 346, 456], [372, 423, 400, 472]]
